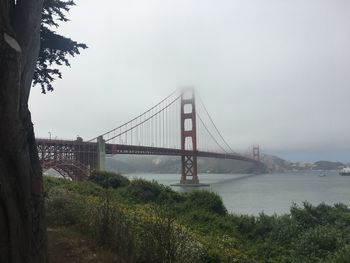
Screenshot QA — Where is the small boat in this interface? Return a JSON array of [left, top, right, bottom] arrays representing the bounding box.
[[339, 167, 350, 176], [318, 173, 326, 177]]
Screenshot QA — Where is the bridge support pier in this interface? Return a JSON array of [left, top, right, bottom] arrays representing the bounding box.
[[97, 136, 106, 171], [180, 155, 199, 184]]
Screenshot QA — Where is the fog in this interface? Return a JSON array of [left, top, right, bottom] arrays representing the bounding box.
[[29, 0, 350, 162]]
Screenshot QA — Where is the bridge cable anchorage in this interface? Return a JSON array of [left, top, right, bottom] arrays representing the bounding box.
[[197, 94, 237, 154], [88, 89, 181, 142], [104, 95, 181, 143]]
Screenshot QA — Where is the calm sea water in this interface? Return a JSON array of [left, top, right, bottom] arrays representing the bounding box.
[[124, 171, 350, 215]]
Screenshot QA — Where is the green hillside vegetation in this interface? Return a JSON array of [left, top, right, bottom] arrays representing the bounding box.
[[45, 172, 350, 262]]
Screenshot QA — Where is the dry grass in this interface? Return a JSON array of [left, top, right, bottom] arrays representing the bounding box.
[[48, 227, 121, 263]]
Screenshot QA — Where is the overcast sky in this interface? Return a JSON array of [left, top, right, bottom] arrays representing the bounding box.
[[29, 0, 350, 162]]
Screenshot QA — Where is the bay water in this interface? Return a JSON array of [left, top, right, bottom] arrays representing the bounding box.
[[124, 171, 350, 215]]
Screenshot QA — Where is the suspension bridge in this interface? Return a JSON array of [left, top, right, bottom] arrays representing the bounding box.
[[37, 88, 264, 185]]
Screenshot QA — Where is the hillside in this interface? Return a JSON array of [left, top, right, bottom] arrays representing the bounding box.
[[48, 228, 118, 263], [106, 155, 253, 174], [105, 154, 346, 174], [261, 154, 293, 172], [44, 173, 350, 262]]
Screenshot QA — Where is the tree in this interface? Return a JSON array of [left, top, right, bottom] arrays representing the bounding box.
[[35, 0, 87, 93], [0, 1, 85, 262]]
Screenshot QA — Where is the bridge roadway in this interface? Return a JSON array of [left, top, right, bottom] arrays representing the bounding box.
[[36, 138, 257, 164], [36, 138, 260, 181], [106, 143, 257, 163]]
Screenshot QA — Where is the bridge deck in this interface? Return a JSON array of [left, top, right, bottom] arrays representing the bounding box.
[[105, 144, 257, 163], [36, 139, 261, 181], [36, 139, 258, 163]]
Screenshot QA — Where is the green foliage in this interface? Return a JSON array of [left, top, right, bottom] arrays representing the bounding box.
[[183, 190, 227, 216], [267, 214, 301, 244], [44, 176, 105, 196], [291, 202, 350, 229], [34, 0, 87, 93], [230, 214, 257, 239], [179, 210, 237, 239], [133, 205, 206, 263], [88, 170, 130, 189], [44, 176, 350, 263], [44, 177, 205, 262], [121, 178, 184, 205], [45, 187, 88, 226], [292, 226, 343, 261], [332, 245, 350, 263]]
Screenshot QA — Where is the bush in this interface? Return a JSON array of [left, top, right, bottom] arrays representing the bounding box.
[[44, 175, 106, 197], [292, 225, 344, 261], [183, 190, 227, 216], [332, 245, 350, 263], [44, 177, 350, 263], [267, 214, 301, 244], [122, 178, 184, 205], [44, 177, 205, 262], [88, 170, 130, 189], [45, 187, 87, 226]]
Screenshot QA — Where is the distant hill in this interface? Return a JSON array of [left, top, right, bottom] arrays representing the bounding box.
[[106, 155, 254, 174], [261, 154, 292, 173], [106, 156, 180, 174], [261, 155, 346, 172], [313, 161, 345, 170], [105, 154, 346, 174]]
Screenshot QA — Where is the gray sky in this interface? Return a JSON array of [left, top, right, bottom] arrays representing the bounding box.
[[29, 0, 350, 162]]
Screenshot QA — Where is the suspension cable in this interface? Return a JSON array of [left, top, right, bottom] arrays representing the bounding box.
[[105, 95, 181, 142], [197, 94, 236, 153], [88, 89, 180, 142], [196, 112, 228, 153]]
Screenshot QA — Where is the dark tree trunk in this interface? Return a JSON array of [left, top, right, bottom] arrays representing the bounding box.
[[0, 0, 47, 262]]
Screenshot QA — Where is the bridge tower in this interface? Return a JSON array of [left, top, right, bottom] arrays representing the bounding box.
[[253, 145, 260, 162], [97, 136, 106, 171], [180, 88, 199, 185], [252, 145, 264, 174]]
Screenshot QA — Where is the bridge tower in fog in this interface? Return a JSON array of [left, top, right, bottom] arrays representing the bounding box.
[[180, 88, 199, 185], [253, 145, 260, 162]]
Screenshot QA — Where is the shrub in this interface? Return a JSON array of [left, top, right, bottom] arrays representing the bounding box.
[[183, 190, 227, 216], [134, 205, 205, 263], [332, 245, 350, 263], [88, 170, 130, 189], [267, 214, 301, 244], [44, 177, 350, 263], [292, 225, 344, 261], [44, 175, 105, 197], [122, 178, 184, 205], [252, 213, 277, 240], [230, 214, 256, 238], [45, 187, 87, 226]]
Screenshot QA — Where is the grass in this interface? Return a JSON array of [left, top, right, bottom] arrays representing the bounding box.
[[48, 227, 120, 263]]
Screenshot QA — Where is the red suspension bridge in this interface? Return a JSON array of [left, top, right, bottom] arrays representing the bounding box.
[[37, 88, 263, 185]]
